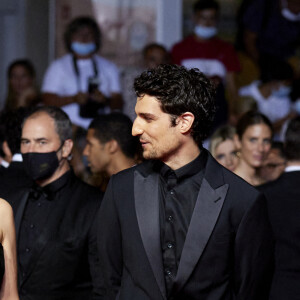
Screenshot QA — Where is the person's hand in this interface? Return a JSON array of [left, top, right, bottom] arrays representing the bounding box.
[[89, 89, 108, 104], [74, 92, 88, 105], [18, 87, 38, 107]]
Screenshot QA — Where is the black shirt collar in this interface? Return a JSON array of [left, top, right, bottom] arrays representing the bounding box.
[[157, 149, 207, 181], [31, 170, 71, 201]]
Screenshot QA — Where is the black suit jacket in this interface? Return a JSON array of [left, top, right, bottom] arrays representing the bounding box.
[[97, 151, 274, 300], [4, 171, 104, 300], [259, 171, 300, 300]]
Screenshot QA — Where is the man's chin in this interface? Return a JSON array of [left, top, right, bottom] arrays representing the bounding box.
[[142, 150, 158, 160]]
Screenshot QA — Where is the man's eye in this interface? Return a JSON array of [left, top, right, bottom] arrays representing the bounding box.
[[144, 117, 153, 122]]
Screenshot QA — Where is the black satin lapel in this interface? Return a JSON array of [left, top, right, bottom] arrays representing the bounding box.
[[134, 170, 167, 299], [14, 190, 30, 242], [173, 179, 229, 293]]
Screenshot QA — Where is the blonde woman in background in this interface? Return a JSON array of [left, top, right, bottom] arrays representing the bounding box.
[[209, 125, 239, 172]]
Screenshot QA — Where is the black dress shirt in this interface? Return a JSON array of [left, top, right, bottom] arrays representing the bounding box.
[[155, 150, 208, 294], [18, 171, 71, 276]]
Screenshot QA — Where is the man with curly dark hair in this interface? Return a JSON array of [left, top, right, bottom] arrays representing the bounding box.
[[97, 64, 274, 300]]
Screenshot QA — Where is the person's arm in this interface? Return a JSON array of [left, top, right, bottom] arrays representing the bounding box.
[[89, 91, 123, 110], [0, 199, 19, 300], [97, 177, 123, 299], [87, 205, 106, 300], [233, 193, 274, 300], [42, 92, 88, 107]]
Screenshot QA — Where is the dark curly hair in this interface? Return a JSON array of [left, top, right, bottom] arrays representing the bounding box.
[[89, 113, 139, 159], [64, 16, 101, 53], [134, 64, 216, 146]]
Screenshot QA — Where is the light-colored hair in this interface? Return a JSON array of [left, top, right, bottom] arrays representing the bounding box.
[[209, 125, 236, 157]]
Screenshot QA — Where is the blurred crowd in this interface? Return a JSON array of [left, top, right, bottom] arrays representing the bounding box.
[[1, 0, 299, 189], [0, 0, 300, 299]]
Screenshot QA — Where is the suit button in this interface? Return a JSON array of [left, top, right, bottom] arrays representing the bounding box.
[[167, 243, 173, 249], [167, 215, 173, 222], [170, 190, 174, 195], [165, 269, 172, 277]]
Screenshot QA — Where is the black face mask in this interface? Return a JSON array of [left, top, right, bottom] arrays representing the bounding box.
[[22, 145, 63, 181]]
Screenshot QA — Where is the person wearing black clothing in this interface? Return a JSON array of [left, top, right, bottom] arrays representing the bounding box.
[[0, 108, 33, 197], [6, 106, 103, 300], [97, 64, 274, 300], [259, 116, 300, 300]]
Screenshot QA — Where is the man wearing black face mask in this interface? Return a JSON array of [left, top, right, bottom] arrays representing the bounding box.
[[6, 106, 104, 300]]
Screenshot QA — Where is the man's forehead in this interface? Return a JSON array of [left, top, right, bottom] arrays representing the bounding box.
[[25, 111, 53, 123], [22, 112, 57, 136]]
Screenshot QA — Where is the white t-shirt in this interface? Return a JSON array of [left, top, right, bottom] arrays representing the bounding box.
[[239, 81, 292, 123], [42, 54, 121, 128]]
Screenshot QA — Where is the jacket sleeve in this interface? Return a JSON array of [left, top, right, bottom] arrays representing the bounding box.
[[96, 176, 123, 299], [88, 207, 107, 300], [234, 193, 274, 300]]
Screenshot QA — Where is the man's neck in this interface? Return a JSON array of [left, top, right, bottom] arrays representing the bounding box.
[[162, 142, 201, 170], [107, 153, 136, 176], [193, 34, 212, 43], [73, 53, 94, 60], [286, 161, 300, 167]]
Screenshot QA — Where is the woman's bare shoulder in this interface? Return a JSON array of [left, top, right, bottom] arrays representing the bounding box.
[[0, 199, 13, 221]]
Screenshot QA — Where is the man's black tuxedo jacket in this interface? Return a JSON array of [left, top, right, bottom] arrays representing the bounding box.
[[3, 171, 104, 300], [259, 171, 300, 300], [97, 151, 274, 300]]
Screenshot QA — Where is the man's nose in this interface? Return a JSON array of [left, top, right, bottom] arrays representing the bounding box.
[[132, 119, 143, 136], [83, 144, 90, 156], [257, 142, 264, 152]]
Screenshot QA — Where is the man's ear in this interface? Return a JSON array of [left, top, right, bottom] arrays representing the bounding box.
[[107, 140, 118, 154], [177, 112, 195, 134], [2, 141, 12, 162], [61, 139, 73, 158]]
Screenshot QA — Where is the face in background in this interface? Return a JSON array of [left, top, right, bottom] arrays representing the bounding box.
[[259, 148, 286, 182], [83, 128, 110, 174], [21, 113, 63, 155], [9, 65, 34, 96], [237, 124, 272, 168], [214, 139, 239, 172], [71, 26, 95, 44], [132, 95, 181, 162], [144, 47, 168, 69], [194, 8, 218, 28]]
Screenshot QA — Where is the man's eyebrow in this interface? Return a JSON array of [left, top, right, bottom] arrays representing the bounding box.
[[21, 137, 48, 142], [139, 113, 157, 119]]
